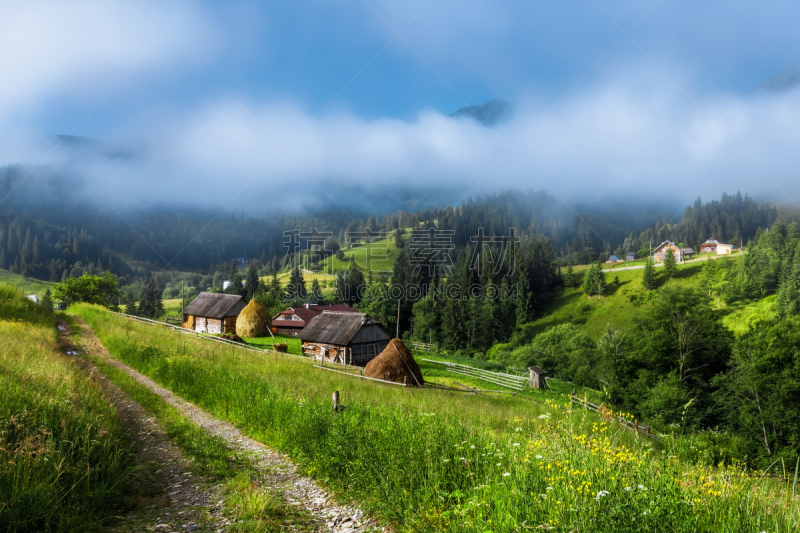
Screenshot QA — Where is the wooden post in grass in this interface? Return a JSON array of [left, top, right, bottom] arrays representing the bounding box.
[[332, 391, 339, 412]]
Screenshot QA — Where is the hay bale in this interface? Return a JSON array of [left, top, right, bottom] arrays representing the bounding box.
[[364, 339, 424, 386], [235, 299, 271, 338]]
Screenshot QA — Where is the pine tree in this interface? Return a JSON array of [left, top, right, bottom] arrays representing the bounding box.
[[642, 258, 656, 290], [565, 263, 576, 288], [310, 278, 322, 303], [269, 272, 283, 299], [582, 262, 606, 296], [138, 278, 163, 319], [245, 261, 260, 300], [41, 289, 52, 310], [664, 247, 677, 278]]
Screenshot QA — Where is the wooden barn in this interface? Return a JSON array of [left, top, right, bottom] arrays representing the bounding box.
[[626, 252, 640, 261], [182, 292, 246, 334], [271, 303, 359, 336], [299, 311, 391, 366]]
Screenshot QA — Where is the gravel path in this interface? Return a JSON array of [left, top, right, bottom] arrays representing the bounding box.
[[59, 318, 228, 533], [67, 317, 388, 533]]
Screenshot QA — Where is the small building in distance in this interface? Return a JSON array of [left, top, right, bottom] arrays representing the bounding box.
[[653, 240, 686, 263], [717, 243, 734, 255], [26, 294, 39, 303], [606, 255, 620, 263], [681, 247, 696, 260], [299, 311, 391, 366], [700, 238, 721, 253], [626, 252, 640, 261], [182, 292, 246, 334], [528, 366, 547, 389], [271, 303, 359, 336]]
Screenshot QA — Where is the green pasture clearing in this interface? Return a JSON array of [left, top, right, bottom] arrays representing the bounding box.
[[324, 235, 402, 275], [70, 304, 799, 533], [0, 268, 56, 298], [531, 254, 765, 339]]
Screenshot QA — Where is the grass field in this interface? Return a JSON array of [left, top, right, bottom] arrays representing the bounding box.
[[0, 285, 132, 532], [244, 333, 303, 355], [532, 254, 766, 339], [0, 269, 56, 299], [70, 304, 799, 532]]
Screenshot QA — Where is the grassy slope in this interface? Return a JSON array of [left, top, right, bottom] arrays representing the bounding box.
[[70, 304, 798, 532], [0, 269, 56, 299], [244, 334, 303, 355], [533, 254, 765, 340], [0, 285, 132, 532]]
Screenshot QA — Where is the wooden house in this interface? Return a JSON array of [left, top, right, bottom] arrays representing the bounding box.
[[653, 240, 685, 263], [700, 238, 721, 253], [271, 303, 359, 336], [182, 292, 246, 334], [606, 255, 620, 263], [299, 311, 391, 366], [528, 366, 547, 389], [626, 252, 639, 261]]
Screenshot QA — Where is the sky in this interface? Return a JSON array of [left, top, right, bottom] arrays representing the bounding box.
[[1, 0, 800, 216]]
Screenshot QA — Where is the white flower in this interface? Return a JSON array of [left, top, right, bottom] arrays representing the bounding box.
[[443, 459, 450, 462], [459, 457, 466, 461], [513, 443, 520, 447], [496, 463, 502, 467], [503, 472, 511, 477], [515, 427, 522, 432], [595, 490, 610, 500], [538, 414, 550, 420], [470, 445, 476, 449], [535, 455, 543, 459], [546, 486, 553, 491], [638, 485, 647, 491], [625, 487, 632, 491]]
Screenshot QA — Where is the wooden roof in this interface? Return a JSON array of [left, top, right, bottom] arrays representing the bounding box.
[[529, 366, 547, 375], [299, 311, 389, 346], [182, 292, 244, 319]]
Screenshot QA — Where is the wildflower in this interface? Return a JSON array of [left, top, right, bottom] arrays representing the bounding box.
[[538, 414, 550, 420], [638, 484, 647, 491], [513, 443, 520, 447], [546, 486, 553, 491], [535, 455, 543, 459], [503, 473, 511, 477], [595, 490, 610, 500], [496, 463, 502, 467], [625, 487, 632, 491], [470, 445, 475, 449]]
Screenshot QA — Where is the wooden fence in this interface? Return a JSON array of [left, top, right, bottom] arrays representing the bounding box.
[[421, 359, 528, 391], [569, 394, 664, 443], [411, 342, 433, 351]]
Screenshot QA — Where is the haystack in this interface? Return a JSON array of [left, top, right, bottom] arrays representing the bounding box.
[[364, 339, 424, 386], [235, 299, 271, 337]]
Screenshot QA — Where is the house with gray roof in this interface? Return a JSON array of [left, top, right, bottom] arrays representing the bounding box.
[[181, 292, 246, 334], [299, 311, 391, 366]]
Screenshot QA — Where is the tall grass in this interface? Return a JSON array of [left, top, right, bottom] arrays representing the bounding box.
[[0, 285, 132, 532], [73, 303, 800, 532]]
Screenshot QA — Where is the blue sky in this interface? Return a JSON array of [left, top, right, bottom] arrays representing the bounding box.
[[1, 0, 800, 212]]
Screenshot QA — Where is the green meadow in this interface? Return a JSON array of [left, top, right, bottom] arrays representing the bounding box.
[[0, 269, 56, 299], [70, 303, 799, 532], [0, 286, 132, 532]]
